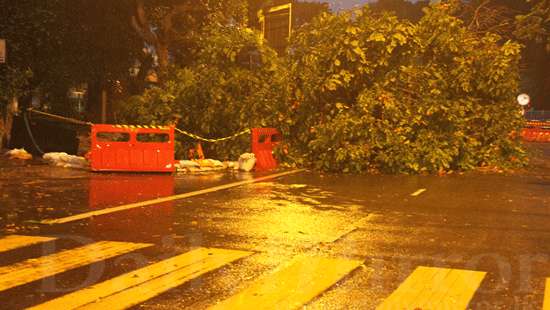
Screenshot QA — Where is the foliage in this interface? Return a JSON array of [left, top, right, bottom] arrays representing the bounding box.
[[447, 0, 549, 110], [370, 0, 429, 22], [132, 0, 249, 72], [0, 0, 61, 105], [116, 24, 288, 159], [279, 4, 526, 173], [515, 0, 550, 52], [118, 3, 526, 173], [0, 67, 32, 106], [0, 0, 141, 117]]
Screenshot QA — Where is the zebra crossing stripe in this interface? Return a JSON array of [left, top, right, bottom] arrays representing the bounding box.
[[544, 278, 550, 310], [0, 235, 56, 254], [376, 266, 486, 310], [208, 255, 363, 310], [29, 247, 252, 310], [0, 241, 151, 292]]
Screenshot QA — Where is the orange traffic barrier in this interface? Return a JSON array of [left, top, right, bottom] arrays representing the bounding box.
[[251, 128, 282, 170], [90, 124, 175, 172], [521, 128, 550, 142]]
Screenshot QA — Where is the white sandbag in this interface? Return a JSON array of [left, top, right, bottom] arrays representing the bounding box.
[[5, 148, 32, 160], [225, 161, 239, 170], [176, 160, 200, 168], [43, 152, 88, 169], [195, 159, 224, 168], [238, 153, 256, 172], [207, 159, 224, 167]]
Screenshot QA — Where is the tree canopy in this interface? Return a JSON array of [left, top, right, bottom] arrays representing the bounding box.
[[115, 3, 528, 173]]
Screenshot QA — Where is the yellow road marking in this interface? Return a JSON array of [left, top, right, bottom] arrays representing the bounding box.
[[208, 255, 363, 310], [411, 188, 427, 196], [30, 247, 252, 310], [0, 235, 56, 254], [0, 241, 151, 292], [544, 278, 550, 310], [376, 266, 486, 310], [39, 169, 306, 225]]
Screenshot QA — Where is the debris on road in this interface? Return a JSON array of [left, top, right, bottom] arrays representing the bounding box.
[[196, 159, 224, 169], [43, 152, 89, 169], [175, 159, 231, 173], [5, 148, 32, 160], [225, 161, 239, 170], [238, 153, 257, 172], [175, 158, 247, 173], [175, 160, 201, 171]]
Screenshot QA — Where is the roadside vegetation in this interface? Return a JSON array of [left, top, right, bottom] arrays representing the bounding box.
[[1, 0, 548, 173]]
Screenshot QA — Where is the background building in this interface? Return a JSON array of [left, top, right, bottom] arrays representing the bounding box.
[[258, 1, 329, 53]]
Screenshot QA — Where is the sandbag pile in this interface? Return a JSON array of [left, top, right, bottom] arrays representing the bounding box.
[[5, 148, 33, 160], [175, 154, 256, 173], [43, 152, 89, 169]]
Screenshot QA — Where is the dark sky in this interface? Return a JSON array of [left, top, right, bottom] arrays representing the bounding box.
[[324, 0, 371, 11], [323, 0, 420, 11]]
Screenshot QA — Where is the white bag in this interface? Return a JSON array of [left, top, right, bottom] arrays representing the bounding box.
[[238, 153, 256, 172]]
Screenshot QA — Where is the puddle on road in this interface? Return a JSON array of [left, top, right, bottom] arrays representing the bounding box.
[[1, 170, 374, 248], [165, 181, 370, 251]]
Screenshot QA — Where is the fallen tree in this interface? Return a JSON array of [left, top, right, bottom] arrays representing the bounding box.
[[116, 3, 526, 173], [280, 3, 526, 173]]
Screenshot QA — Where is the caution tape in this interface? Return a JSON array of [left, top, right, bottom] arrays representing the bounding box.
[[27, 108, 250, 143], [175, 127, 251, 143], [113, 125, 170, 130]]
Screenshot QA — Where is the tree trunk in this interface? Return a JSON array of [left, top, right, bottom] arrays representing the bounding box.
[[0, 111, 4, 149], [157, 42, 170, 70], [101, 88, 108, 124], [87, 79, 110, 123], [2, 97, 18, 148]]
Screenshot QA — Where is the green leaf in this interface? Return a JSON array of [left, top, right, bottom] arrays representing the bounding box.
[[368, 33, 386, 42]]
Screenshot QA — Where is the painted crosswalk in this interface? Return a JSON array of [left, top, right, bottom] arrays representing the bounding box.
[[376, 266, 487, 310], [29, 247, 252, 310], [208, 255, 363, 310], [2, 234, 548, 309], [544, 278, 550, 310], [0, 235, 56, 254], [0, 240, 151, 292]]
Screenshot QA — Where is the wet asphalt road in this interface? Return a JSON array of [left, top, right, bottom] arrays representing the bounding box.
[[0, 144, 549, 309]]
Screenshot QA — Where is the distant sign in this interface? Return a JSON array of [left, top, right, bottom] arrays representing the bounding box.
[[517, 93, 530, 106], [0, 39, 5, 63], [259, 4, 292, 54]]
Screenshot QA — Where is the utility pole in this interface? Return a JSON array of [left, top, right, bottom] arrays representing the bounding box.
[[101, 88, 107, 123]]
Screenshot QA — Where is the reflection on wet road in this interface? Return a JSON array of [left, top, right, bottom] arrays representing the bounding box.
[[0, 145, 550, 309]]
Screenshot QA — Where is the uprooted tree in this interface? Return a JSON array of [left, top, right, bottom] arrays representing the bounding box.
[[117, 3, 527, 173]]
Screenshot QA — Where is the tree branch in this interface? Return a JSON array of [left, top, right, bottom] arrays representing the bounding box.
[[131, 0, 158, 45]]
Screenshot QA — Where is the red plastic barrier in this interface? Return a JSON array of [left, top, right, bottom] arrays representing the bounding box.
[[521, 128, 550, 142], [251, 128, 281, 170], [90, 124, 175, 172]]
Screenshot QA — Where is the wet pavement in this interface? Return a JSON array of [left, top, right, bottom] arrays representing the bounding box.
[[0, 144, 549, 309]]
